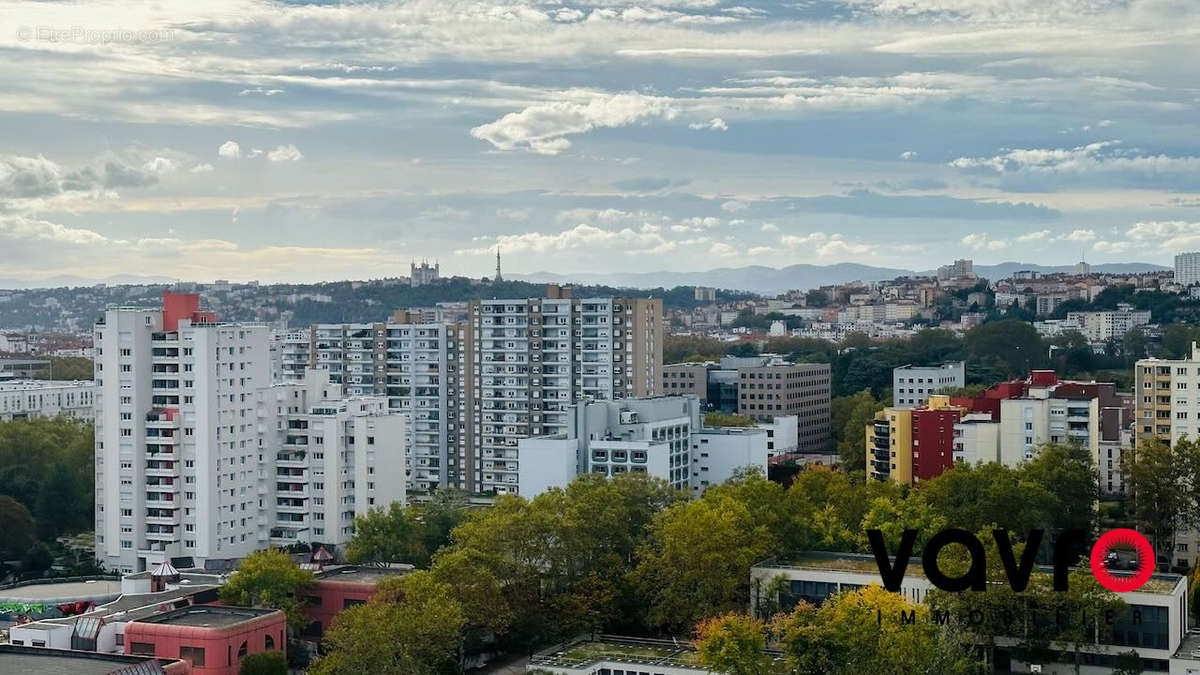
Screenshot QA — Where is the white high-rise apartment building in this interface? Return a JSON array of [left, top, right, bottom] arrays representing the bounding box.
[[95, 294, 407, 573], [259, 371, 406, 548], [1065, 305, 1151, 343], [1174, 252, 1200, 287], [310, 320, 458, 491], [95, 294, 269, 573]]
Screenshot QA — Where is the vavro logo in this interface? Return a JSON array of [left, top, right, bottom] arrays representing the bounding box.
[[865, 528, 1155, 593]]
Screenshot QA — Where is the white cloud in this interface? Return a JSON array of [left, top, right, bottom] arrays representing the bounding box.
[[267, 144, 304, 162], [949, 140, 1200, 175], [141, 157, 177, 176], [470, 91, 676, 154], [1016, 230, 1049, 242], [689, 117, 728, 131], [190, 163, 215, 173], [458, 223, 676, 255], [218, 141, 241, 159], [899, 150, 918, 160], [961, 233, 1008, 250], [760, 223, 779, 232]]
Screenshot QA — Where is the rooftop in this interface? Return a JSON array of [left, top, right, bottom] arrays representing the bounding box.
[[138, 605, 279, 628], [0, 379, 94, 392], [755, 551, 1185, 595], [314, 564, 413, 584], [0, 578, 122, 604], [0, 644, 182, 675], [530, 634, 786, 673]]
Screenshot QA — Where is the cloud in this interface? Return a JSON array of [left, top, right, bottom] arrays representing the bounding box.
[[0, 155, 65, 199], [470, 91, 676, 154], [961, 233, 1008, 251], [610, 177, 690, 192], [218, 141, 241, 159], [899, 150, 918, 160], [267, 144, 304, 162], [949, 141, 1200, 190], [190, 163, 215, 173], [721, 200, 748, 212], [761, 223, 779, 232], [688, 117, 728, 131], [0, 215, 110, 245], [1016, 230, 1050, 242], [458, 223, 676, 255]]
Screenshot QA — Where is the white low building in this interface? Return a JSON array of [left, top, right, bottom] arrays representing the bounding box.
[[518, 395, 768, 498], [0, 379, 95, 421]]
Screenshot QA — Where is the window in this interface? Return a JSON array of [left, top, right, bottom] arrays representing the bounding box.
[[265, 634, 275, 650], [180, 646, 205, 666], [131, 642, 156, 656], [237, 641, 248, 659]]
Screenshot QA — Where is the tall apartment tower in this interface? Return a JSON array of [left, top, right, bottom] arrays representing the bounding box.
[[95, 293, 270, 573], [310, 321, 459, 491], [459, 297, 663, 494], [1174, 252, 1200, 287], [1134, 345, 1200, 445]]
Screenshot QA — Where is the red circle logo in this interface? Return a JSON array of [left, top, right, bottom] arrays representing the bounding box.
[[1090, 529, 1154, 592]]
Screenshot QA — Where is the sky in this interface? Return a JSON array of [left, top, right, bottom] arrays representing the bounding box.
[[1, 0, 1199, 284]]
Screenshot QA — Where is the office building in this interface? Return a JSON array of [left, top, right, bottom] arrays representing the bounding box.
[[736, 359, 830, 453], [0, 379, 95, 421], [517, 395, 767, 498], [892, 361, 965, 408], [661, 362, 710, 405], [1175, 252, 1200, 287]]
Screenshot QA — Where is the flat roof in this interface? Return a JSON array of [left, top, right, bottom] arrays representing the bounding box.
[[138, 605, 278, 628], [755, 552, 1185, 595], [0, 644, 181, 675], [0, 579, 122, 603], [314, 564, 412, 583]]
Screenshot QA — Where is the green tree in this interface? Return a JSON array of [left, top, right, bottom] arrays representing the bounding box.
[[219, 550, 314, 632], [312, 572, 467, 675], [964, 320, 1044, 375], [1022, 442, 1099, 537], [830, 389, 883, 473], [919, 462, 1056, 535], [1122, 438, 1200, 555], [239, 651, 288, 675], [346, 502, 426, 566], [776, 586, 977, 675], [35, 462, 89, 539], [0, 496, 35, 561], [630, 496, 770, 632], [694, 613, 771, 675]]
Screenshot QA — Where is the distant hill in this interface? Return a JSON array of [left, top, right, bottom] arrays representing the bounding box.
[[513, 263, 912, 295], [0, 273, 176, 289], [515, 261, 1168, 294]]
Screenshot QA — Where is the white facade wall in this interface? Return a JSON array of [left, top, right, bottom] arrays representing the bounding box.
[[0, 380, 95, 421], [1175, 252, 1200, 287], [760, 415, 798, 458], [953, 416, 1000, 465], [892, 362, 965, 408]]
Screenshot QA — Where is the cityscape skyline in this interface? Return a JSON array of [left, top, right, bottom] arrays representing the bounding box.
[[2, 0, 1199, 283]]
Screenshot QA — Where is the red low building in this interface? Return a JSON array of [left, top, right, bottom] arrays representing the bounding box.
[[124, 605, 286, 675], [302, 565, 410, 638]]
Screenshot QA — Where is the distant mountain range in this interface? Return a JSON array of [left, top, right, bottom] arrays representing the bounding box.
[[513, 262, 1170, 294], [0, 274, 176, 290]]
